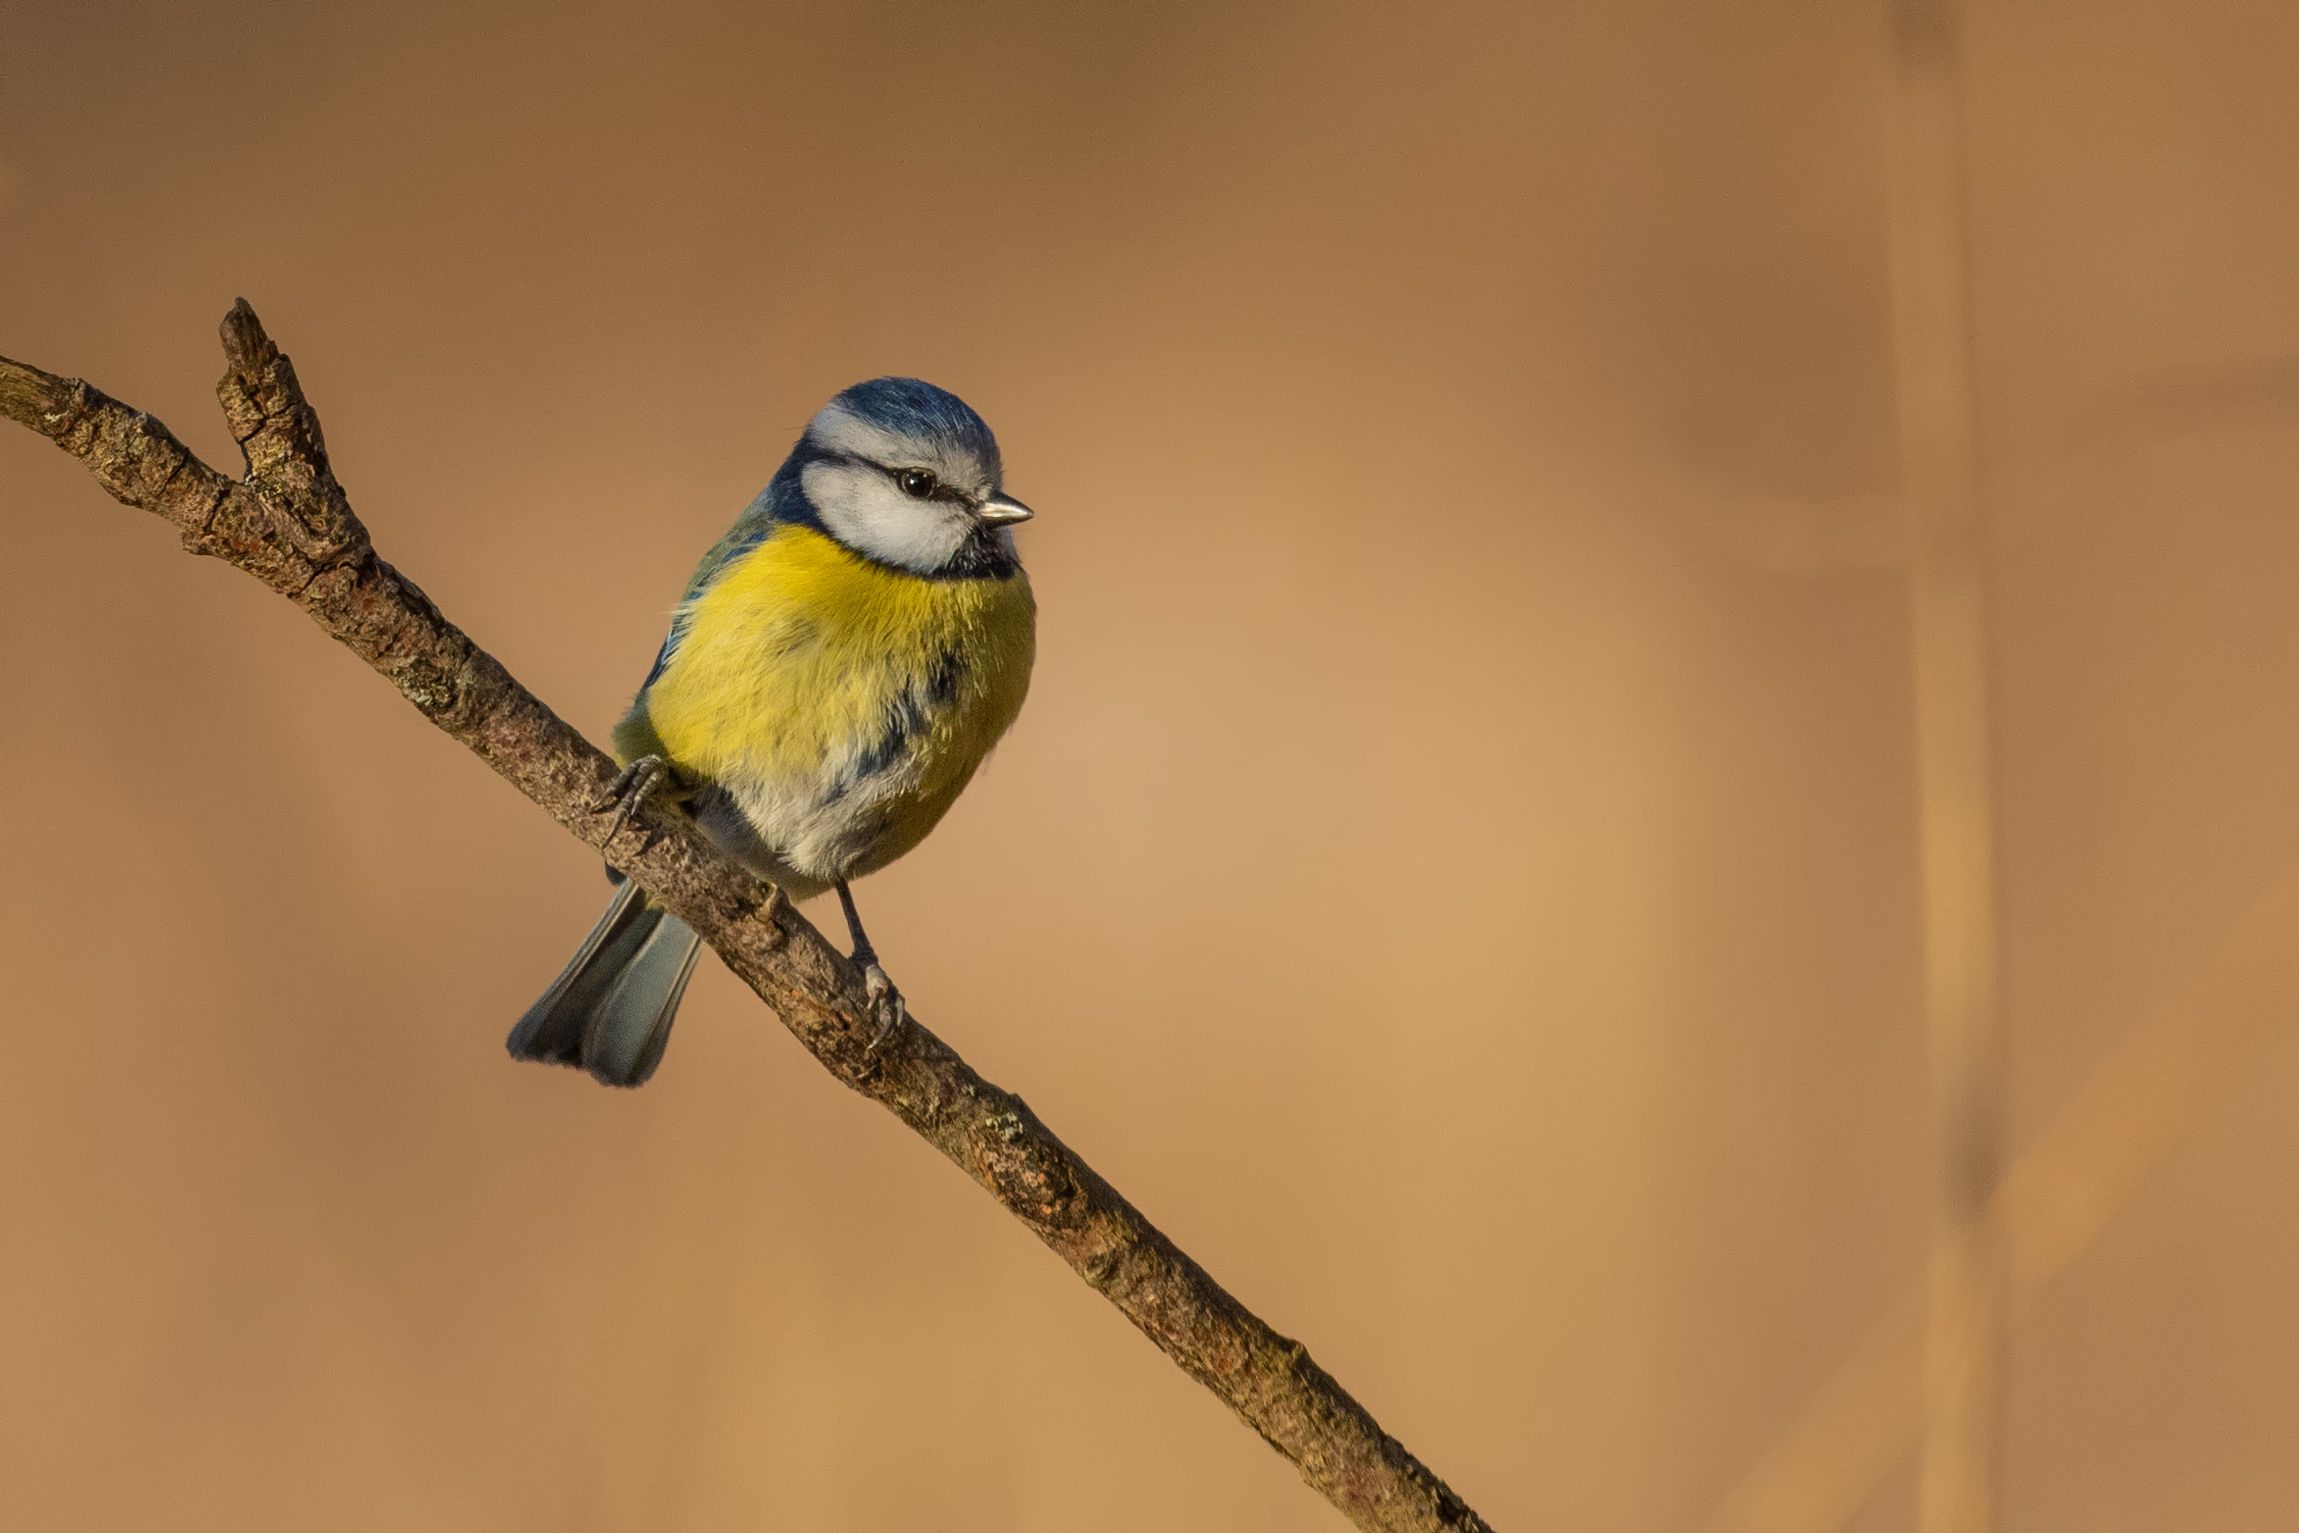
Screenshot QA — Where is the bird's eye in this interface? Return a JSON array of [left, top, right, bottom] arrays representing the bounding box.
[[898, 469, 939, 500]]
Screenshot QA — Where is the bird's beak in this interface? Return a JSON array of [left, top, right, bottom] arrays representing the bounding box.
[[976, 493, 1035, 526]]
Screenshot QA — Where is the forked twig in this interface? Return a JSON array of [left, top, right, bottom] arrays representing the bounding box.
[[0, 303, 1492, 1533]]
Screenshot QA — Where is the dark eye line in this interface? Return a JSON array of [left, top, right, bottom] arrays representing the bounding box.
[[817, 450, 976, 508], [887, 463, 976, 507]]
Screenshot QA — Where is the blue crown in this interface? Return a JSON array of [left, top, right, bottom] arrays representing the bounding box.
[[831, 377, 1000, 475]]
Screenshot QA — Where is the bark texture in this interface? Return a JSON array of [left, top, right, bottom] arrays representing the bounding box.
[[0, 304, 1493, 1533]]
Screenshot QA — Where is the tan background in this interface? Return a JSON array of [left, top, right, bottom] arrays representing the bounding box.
[[5, 2, 2298, 1529]]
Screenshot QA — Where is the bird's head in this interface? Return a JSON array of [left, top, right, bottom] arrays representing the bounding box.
[[787, 377, 1033, 577]]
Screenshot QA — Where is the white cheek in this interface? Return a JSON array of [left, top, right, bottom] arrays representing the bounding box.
[[801, 462, 971, 574]]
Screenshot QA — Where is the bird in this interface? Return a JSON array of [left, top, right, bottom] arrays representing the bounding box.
[[507, 377, 1038, 1087]]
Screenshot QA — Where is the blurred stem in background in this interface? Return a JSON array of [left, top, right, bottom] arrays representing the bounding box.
[[1884, 3, 2008, 1533]]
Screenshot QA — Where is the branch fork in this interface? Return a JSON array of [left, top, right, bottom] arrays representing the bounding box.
[[0, 303, 1492, 1533]]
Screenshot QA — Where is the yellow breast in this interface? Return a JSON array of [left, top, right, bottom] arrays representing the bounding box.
[[621, 522, 1035, 881]]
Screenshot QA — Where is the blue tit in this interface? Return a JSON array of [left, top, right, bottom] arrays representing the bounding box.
[[507, 378, 1038, 1086]]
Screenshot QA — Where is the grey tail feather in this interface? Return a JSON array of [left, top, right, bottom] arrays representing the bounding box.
[[507, 877, 704, 1088]]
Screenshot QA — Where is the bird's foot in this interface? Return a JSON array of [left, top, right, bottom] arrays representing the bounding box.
[[591, 754, 674, 847], [860, 959, 907, 1050]]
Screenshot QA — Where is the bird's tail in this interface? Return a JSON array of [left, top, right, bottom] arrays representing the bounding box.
[[507, 876, 703, 1087]]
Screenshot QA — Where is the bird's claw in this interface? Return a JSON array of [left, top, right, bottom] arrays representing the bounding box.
[[861, 961, 907, 1050], [593, 754, 672, 847]]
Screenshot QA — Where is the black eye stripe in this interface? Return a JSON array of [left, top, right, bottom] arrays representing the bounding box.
[[892, 466, 980, 507], [809, 450, 974, 506]]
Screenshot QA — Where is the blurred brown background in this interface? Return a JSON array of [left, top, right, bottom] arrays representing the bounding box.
[[4, 2, 2298, 1529]]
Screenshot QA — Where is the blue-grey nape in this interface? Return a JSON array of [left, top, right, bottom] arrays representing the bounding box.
[[829, 377, 1002, 475]]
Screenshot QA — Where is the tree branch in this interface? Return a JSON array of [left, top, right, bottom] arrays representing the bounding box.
[[0, 303, 1493, 1533]]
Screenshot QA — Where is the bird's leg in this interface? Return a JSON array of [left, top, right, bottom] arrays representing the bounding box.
[[835, 878, 906, 1048], [590, 754, 679, 847]]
